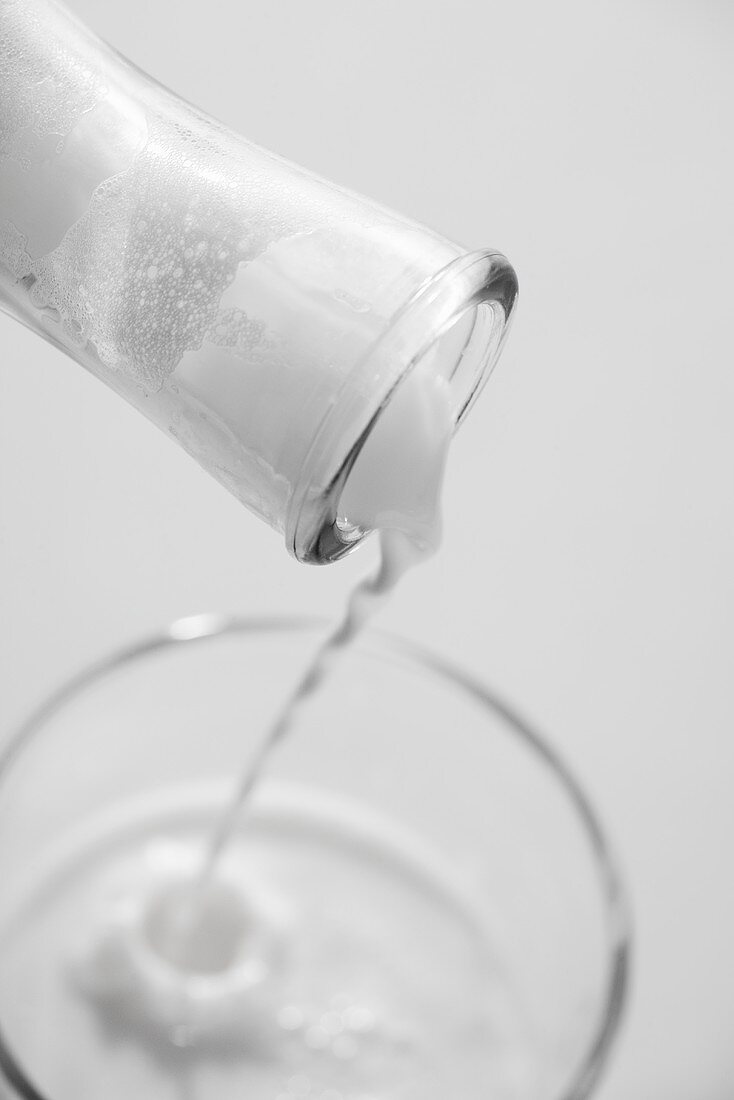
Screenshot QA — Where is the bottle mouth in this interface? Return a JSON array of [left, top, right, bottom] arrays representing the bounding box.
[[285, 249, 519, 564]]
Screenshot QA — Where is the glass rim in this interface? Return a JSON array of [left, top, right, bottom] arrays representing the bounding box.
[[286, 248, 519, 564], [0, 614, 630, 1100]]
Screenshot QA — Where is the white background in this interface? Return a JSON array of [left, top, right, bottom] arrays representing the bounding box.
[[1, 2, 733, 1097]]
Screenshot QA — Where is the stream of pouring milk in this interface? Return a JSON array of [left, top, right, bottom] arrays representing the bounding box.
[[201, 361, 453, 883], [84, 358, 460, 989]]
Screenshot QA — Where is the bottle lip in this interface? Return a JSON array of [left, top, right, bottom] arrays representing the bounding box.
[[286, 248, 519, 565]]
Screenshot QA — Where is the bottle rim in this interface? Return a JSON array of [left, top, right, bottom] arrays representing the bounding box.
[[286, 248, 519, 564]]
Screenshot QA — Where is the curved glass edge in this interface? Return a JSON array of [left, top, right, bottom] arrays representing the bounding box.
[[0, 613, 630, 1100], [286, 248, 519, 565]]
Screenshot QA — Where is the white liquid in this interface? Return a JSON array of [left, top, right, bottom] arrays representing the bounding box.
[[0, 791, 535, 1100]]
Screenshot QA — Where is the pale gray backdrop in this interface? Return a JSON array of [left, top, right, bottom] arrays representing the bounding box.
[[1, 2, 733, 1097]]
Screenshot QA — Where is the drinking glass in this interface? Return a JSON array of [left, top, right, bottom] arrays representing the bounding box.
[[0, 617, 630, 1099]]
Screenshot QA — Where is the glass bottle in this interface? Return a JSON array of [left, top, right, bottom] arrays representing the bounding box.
[[0, 0, 518, 562]]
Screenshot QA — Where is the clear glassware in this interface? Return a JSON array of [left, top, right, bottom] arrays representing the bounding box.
[[0, 616, 630, 1100], [0, 0, 518, 562]]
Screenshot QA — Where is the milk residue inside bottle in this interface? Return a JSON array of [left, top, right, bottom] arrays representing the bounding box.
[[0, 359, 534, 1100]]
